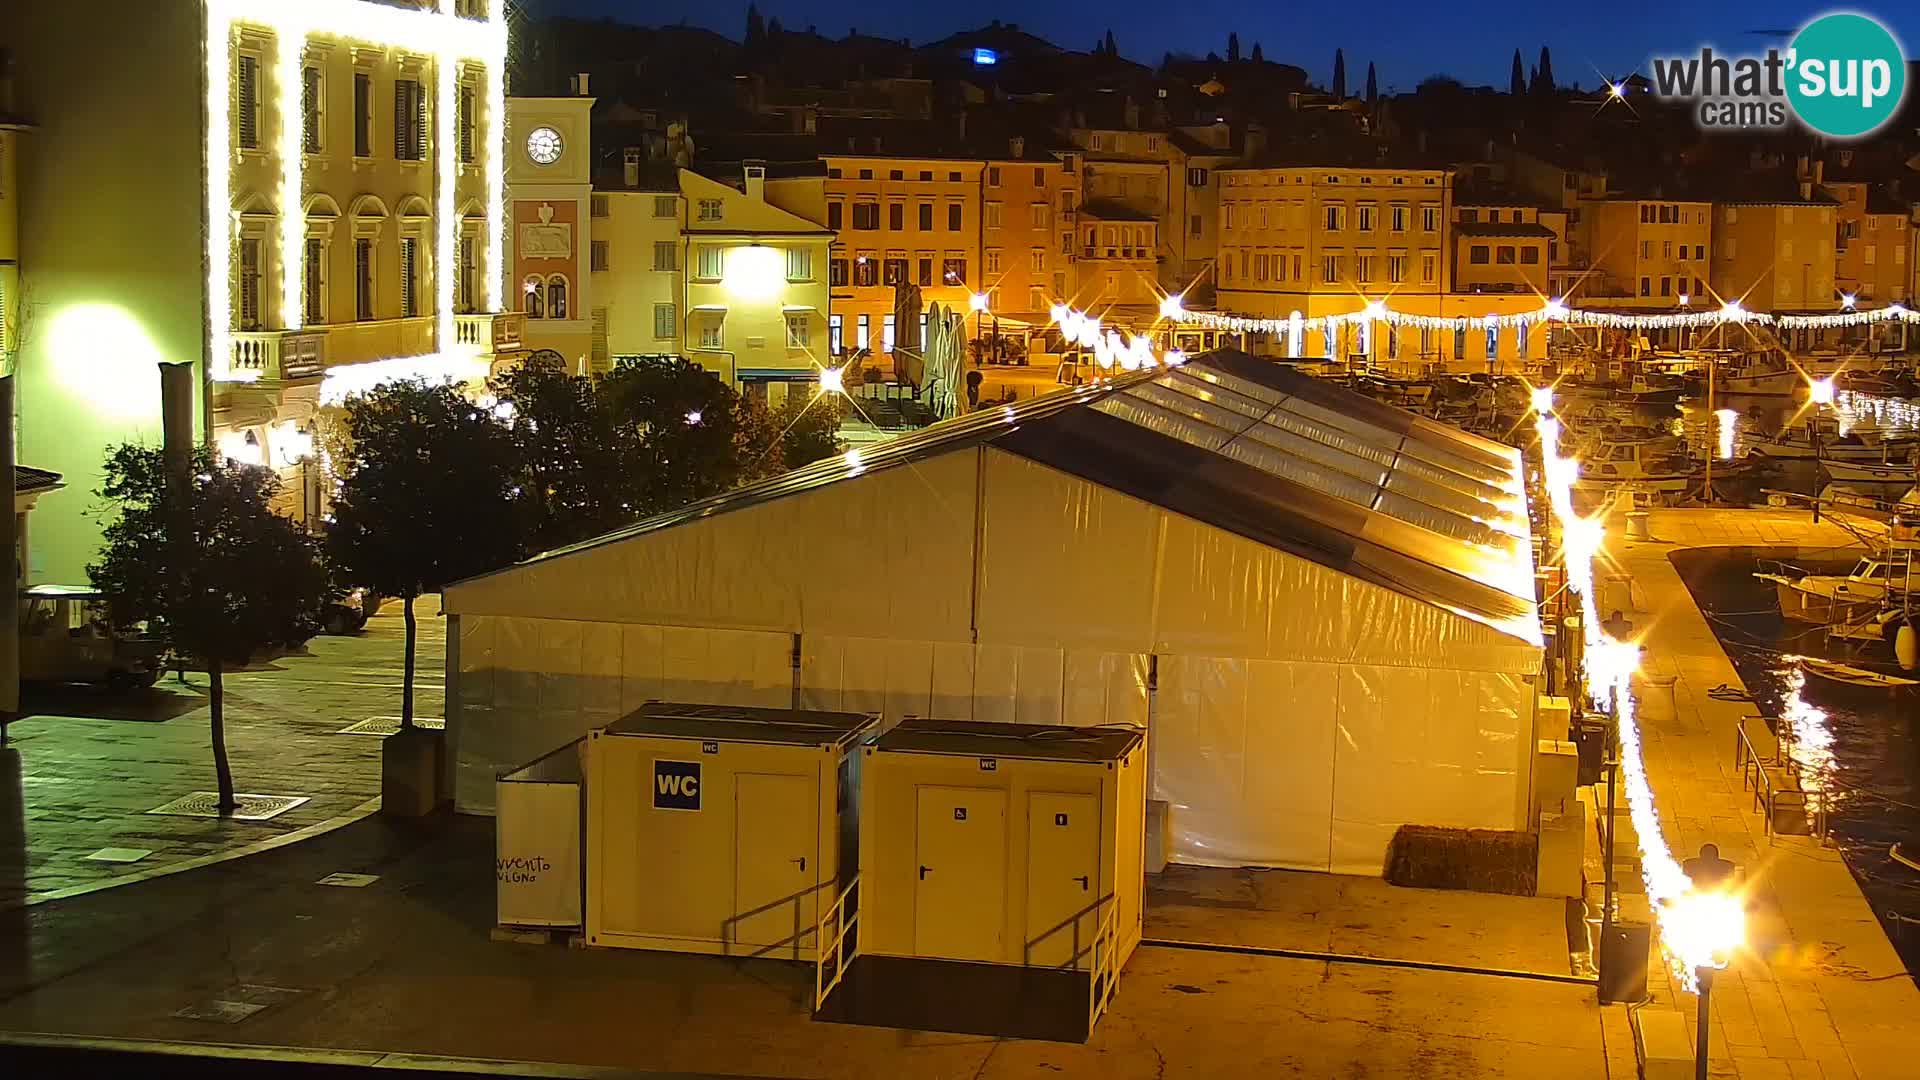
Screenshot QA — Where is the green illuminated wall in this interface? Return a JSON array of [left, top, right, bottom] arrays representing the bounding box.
[[3, 1, 208, 584]]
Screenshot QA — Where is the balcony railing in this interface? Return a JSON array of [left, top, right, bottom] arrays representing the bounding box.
[[229, 330, 328, 381], [456, 311, 526, 353]]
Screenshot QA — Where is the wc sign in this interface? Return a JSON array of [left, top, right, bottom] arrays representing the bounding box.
[[653, 759, 702, 811]]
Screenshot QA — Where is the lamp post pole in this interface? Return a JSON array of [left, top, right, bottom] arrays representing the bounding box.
[[1695, 966, 1714, 1080]]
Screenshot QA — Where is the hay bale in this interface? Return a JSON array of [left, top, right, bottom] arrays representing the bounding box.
[[1386, 825, 1539, 896]]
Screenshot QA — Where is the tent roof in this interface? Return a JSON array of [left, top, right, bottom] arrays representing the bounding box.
[[466, 350, 1538, 643]]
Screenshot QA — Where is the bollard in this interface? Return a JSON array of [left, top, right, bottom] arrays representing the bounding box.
[[1625, 510, 1652, 541]]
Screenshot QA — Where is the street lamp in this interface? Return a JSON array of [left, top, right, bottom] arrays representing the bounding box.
[[1809, 377, 1835, 521], [1663, 883, 1746, 1080], [969, 291, 993, 366]]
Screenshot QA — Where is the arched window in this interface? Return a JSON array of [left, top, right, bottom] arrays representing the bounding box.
[[523, 275, 545, 319], [547, 274, 569, 320]]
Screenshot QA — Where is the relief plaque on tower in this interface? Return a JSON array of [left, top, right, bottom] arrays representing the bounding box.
[[520, 203, 573, 260]]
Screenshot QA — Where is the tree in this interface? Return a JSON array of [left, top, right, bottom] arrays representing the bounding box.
[[736, 392, 846, 483], [328, 379, 523, 732], [1227, 32, 1240, 63], [1534, 46, 1556, 94], [1250, 42, 1264, 63], [1103, 29, 1116, 57], [1365, 62, 1378, 107], [600, 356, 749, 514], [1332, 48, 1346, 98], [491, 354, 635, 552], [766, 15, 782, 36], [90, 446, 327, 809], [744, 3, 764, 48], [1510, 50, 1526, 96]]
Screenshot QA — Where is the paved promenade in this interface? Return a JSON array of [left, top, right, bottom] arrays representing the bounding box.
[[1, 604, 444, 907], [1611, 507, 1920, 1079]]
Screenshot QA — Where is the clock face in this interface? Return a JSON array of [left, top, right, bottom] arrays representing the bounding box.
[[526, 126, 563, 166]]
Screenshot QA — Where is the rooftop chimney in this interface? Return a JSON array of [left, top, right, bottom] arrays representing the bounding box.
[[623, 147, 641, 188], [1009, 135, 1025, 158], [744, 161, 767, 202]]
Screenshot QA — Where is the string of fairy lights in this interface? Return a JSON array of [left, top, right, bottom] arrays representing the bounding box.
[[1169, 295, 1919, 337]]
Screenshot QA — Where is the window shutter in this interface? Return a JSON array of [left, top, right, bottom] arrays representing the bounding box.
[[237, 55, 258, 148], [353, 73, 371, 157], [415, 80, 428, 160], [458, 85, 474, 163], [393, 82, 408, 159], [301, 67, 320, 154]]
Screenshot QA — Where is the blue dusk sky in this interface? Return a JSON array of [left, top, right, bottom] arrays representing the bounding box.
[[542, 0, 1920, 92]]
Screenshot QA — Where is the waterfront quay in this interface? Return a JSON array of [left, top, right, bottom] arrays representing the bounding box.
[[1607, 506, 1920, 1079]]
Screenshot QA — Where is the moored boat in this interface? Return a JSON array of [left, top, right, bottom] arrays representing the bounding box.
[[1798, 656, 1920, 689]]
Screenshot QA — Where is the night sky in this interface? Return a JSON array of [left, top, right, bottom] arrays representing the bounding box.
[[543, 0, 1920, 92]]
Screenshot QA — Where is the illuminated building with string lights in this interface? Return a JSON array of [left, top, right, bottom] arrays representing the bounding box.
[[4, 0, 519, 582]]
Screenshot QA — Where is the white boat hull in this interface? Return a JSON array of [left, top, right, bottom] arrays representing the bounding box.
[[1720, 372, 1802, 396], [1824, 460, 1915, 482], [1751, 440, 1920, 461], [1756, 573, 1893, 623]]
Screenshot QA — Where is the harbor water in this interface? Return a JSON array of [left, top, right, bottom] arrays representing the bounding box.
[[1675, 548, 1920, 982]]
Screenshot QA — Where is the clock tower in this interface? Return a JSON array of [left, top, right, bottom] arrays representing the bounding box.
[[507, 85, 596, 369]]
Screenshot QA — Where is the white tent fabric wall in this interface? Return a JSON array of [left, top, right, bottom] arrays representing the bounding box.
[[445, 426, 1541, 871]]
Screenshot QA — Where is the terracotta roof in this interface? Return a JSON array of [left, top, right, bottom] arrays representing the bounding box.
[[1455, 221, 1557, 239], [17, 466, 62, 494]]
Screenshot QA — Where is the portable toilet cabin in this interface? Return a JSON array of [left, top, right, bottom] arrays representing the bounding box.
[[583, 701, 876, 960], [816, 719, 1146, 1042]]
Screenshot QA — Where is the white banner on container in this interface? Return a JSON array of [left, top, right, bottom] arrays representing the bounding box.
[[496, 780, 582, 927]]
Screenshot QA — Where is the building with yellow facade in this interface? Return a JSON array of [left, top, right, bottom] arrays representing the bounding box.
[[976, 140, 1078, 343], [5, 0, 522, 581], [1576, 197, 1713, 308], [1710, 183, 1837, 315], [1822, 169, 1909, 306]]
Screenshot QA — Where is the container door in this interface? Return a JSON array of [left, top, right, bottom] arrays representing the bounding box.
[[732, 772, 817, 956], [1024, 792, 1100, 969], [913, 785, 1007, 962]]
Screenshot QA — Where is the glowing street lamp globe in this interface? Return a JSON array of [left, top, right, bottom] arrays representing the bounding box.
[[818, 366, 846, 395]]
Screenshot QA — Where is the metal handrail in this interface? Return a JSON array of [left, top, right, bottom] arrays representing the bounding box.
[[813, 874, 860, 1012], [1733, 718, 1818, 840], [1087, 900, 1120, 1031]]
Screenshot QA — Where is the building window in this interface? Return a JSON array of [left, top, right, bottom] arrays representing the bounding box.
[[1032, 203, 1049, 229], [1189, 214, 1202, 237], [856, 313, 870, 352], [984, 249, 1002, 274], [1485, 324, 1497, 359], [1639, 240, 1651, 259], [1421, 205, 1439, 232], [988, 166, 1001, 187], [1469, 246, 1490, 265], [883, 255, 907, 286], [889, 203, 904, 230], [851, 203, 879, 230], [786, 313, 809, 348], [1390, 205, 1407, 232], [394, 79, 426, 161], [919, 203, 934, 230], [827, 202, 843, 230], [1030, 286, 1046, 311], [1188, 167, 1209, 187], [829, 258, 848, 286], [1639, 276, 1651, 296], [698, 320, 722, 349], [236, 54, 261, 150], [653, 195, 676, 218], [353, 72, 372, 157], [1030, 248, 1045, 273], [1388, 254, 1406, 283], [1521, 247, 1540, 265], [301, 66, 323, 154], [1517, 322, 1529, 355], [653, 241, 676, 271], [524, 276, 544, 318], [356, 239, 375, 320], [1356, 254, 1374, 282], [697, 199, 723, 222], [1659, 276, 1672, 296], [590, 240, 609, 273], [696, 245, 723, 280], [948, 203, 963, 231], [829, 313, 843, 355], [399, 237, 421, 317], [917, 256, 933, 286], [590, 194, 609, 218], [943, 256, 967, 285], [1453, 326, 1466, 359], [1496, 246, 1515, 265], [302, 238, 327, 323], [458, 235, 476, 312], [237, 237, 262, 329], [1357, 205, 1375, 231], [1321, 254, 1339, 283], [458, 82, 476, 163], [653, 302, 676, 339], [853, 255, 877, 287], [787, 248, 813, 281], [1324, 204, 1344, 231], [882, 314, 895, 352], [1421, 253, 1436, 283]]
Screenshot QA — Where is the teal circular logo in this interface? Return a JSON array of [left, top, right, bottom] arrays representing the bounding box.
[[1786, 13, 1906, 138]]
